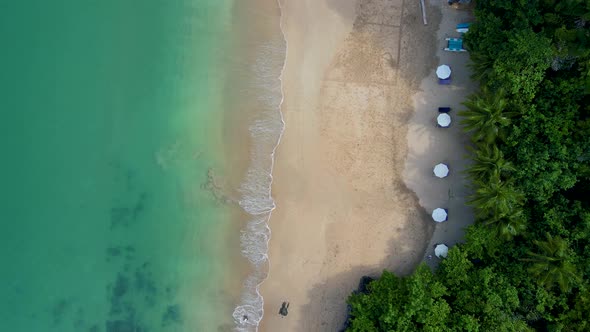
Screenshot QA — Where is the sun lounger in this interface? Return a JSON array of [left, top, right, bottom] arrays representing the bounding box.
[[456, 23, 471, 33], [438, 107, 451, 113], [444, 38, 466, 52], [438, 77, 451, 85]]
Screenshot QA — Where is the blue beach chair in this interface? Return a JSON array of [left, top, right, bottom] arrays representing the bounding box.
[[438, 77, 451, 85], [456, 23, 471, 33], [444, 38, 466, 52]]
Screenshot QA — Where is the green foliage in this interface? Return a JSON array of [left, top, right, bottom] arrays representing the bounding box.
[[491, 29, 552, 101], [468, 175, 524, 222], [467, 143, 516, 181], [459, 88, 514, 143], [504, 78, 584, 202], [438, 248, 531, 331], [523, 233, 581, 292], [487, 209, 527, 241], [462, 224, 502, 259], [464, 12, 504, 82], [347, 266, 451, 331], [560, 284, 590, 330], [436, 247, 472, 289], [345, 1, 590, 330]]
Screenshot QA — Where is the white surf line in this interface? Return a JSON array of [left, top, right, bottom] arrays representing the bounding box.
[[248, 0, 288, 330]]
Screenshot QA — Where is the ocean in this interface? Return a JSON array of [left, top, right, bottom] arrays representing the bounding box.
[[0, 1, 285, 331]]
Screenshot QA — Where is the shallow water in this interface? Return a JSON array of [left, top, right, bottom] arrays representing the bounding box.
[[0, 1, 287, 331]]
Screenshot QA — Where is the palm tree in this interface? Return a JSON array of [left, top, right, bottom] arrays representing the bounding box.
[[468, 175, 524, 221], [467, 144, 516, 181], [459, 89, 515, 143], [523, 233, 581, 292], [483, 208, 527, 241], [468, 52, 495, 82]]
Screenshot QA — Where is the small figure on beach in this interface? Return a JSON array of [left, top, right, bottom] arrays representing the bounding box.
[[279, 301, 289, 317]]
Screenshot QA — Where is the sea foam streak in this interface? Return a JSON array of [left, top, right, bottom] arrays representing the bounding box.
[[232, 4, 287, 330]]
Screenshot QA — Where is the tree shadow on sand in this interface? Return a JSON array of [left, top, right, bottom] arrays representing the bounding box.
[[288, 203, 433, 331]]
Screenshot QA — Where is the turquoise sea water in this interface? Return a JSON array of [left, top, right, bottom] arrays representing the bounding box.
[[0, 1, 285, 331]]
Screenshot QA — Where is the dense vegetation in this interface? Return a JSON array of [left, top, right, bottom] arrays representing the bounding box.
[[345, 1, 590, 331]]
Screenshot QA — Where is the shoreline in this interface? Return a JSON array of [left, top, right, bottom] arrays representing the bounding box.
[[234, 0, 289, 327], [218, 0, 285, 330], [259, 0, 442, 330]]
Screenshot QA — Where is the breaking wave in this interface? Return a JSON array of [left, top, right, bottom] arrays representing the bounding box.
[[232, 3, 287, 330]]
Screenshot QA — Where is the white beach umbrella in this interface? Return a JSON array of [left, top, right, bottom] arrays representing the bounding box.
[[435, 244, 449, 258], [432, 208, 448, 222], [436, 65, 451, 79], [433, 163, 449, 178], [437, 113, 451, 127]]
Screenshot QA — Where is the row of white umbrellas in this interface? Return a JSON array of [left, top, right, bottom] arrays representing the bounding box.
[[433, 164, 449, 222], [433, 208, 449, 258], [436, 65, 452, 127], [433, 164, 449, 223], [429, 65, 454, 258]]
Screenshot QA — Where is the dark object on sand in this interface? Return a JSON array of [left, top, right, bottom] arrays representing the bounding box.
[[448, 0, 471, 4], [438, 77, 452, 85], [357, 276, 374, 294], [279, 302, 290, 316]]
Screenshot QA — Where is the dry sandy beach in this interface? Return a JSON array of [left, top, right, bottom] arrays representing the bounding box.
[[259, 0, 473, 331]]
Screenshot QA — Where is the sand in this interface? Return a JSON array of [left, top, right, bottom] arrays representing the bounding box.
[[404, 3, 476, 266], [259, 0, 472, 331]]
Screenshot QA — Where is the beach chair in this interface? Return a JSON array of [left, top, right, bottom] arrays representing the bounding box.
[[456, 23, 471, 33], [438, 77, 451, 85], [438, 107, 451, 113], [444, 38, 466, 52]]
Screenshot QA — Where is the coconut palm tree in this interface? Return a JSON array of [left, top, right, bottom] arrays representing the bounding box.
[[459, 89, 515, 143], [523, 233, 581, 292], [467, 144, 516, 181], [467, 52, 495, 82], [483, 208, 527, 240], [468, 175, 524, 221]]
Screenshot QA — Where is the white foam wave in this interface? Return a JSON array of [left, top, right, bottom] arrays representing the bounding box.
[[232, 1, 287, 330], [240, 215, 270, 266]]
